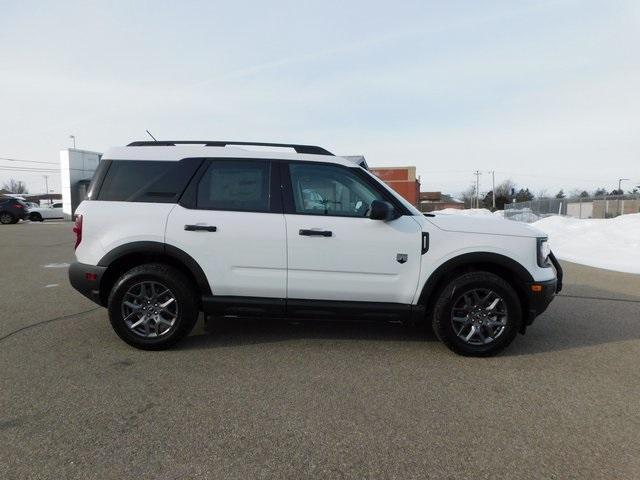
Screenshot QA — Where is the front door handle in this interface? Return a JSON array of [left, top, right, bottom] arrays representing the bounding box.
[[185, 224, 217, 232], [299, 229, 332, 237]]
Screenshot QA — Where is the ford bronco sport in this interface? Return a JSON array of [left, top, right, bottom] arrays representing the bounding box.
[[69, 141, 562, 356]]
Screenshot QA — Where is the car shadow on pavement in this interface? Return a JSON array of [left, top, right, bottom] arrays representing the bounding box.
[[176, 284, 640, 356], [177, 316, 438, 351]]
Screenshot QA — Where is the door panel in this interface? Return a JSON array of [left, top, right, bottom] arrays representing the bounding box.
[[165, 159, 286, 299], [166, 207, 287, 298], [285, 214, 422, 303], [283, 161, 423, 304]]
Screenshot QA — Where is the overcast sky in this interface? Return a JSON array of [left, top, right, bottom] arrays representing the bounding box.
[[1, 0, 639, 196]]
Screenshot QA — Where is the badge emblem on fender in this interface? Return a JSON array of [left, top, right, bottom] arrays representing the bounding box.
[[396, 253, 408, 264]]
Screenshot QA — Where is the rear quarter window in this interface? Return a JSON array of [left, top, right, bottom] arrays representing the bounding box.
[[97, 158, 202, 203]]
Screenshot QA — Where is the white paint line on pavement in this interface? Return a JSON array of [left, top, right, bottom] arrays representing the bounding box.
[[42, 263, 70, 268], [45, 284, 60, 288]]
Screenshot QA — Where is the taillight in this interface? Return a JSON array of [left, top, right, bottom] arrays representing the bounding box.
[[15, 204, 23, 208], [73, 214, 83, 249]]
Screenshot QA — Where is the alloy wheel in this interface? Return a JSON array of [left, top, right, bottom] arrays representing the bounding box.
[[121, 281, 179, 338], [450, 288, 508, 345]]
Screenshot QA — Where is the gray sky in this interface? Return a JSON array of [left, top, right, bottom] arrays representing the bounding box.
[[1, 0, 639, 196]]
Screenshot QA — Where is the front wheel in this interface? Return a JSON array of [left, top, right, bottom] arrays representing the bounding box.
[[107, 263, 198, 350], [432, 271, 522, 356]]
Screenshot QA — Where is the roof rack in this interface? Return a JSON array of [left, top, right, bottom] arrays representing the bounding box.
[[126, 141, 334, 156]]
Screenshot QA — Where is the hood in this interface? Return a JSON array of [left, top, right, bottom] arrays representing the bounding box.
[[424, 214, 545, 238]]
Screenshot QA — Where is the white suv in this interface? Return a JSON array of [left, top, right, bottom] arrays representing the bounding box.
[[69, 141, 562, 356]]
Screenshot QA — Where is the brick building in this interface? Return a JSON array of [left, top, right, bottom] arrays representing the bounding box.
[[418, 192, 464, 212], [369, 166, 420, 206]]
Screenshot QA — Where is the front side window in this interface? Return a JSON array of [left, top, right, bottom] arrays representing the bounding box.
[[196, 160, 270, 212], [288, 163, 383, 217]]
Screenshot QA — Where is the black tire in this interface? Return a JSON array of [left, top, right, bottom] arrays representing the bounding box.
[[432, 271, 522, 357], [0, 212, 15, 224], [107, 263, 199, 350], [29, 212, 43, 222]]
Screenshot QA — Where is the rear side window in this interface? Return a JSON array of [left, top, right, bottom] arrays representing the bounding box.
[[97, 159, 201, 203], [196, 160, 270, 212]]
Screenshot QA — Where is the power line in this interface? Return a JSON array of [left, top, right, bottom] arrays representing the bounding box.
[[0, 166, 59, 173], [0, 157, 58, 165], [0, 165, 93, 173]]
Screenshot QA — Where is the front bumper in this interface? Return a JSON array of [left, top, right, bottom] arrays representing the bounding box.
[[524, 251, 563, 327], [68, 261, 107, 306]]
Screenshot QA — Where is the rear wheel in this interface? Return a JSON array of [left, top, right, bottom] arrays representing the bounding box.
[[107, 263, 198, 350], [0, 212, 15, 224], [432, 271, 522, 356], [29, 212, 43, 222]]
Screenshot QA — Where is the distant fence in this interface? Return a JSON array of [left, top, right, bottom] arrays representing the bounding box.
[[504, 194, 640, 223]]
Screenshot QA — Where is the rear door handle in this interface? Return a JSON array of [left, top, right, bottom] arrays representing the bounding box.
[[299, 229, 332, 237], [185, 224, 217, 232]]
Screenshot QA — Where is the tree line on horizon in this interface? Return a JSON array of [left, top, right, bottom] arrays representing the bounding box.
[[460, 179, 639, 210]]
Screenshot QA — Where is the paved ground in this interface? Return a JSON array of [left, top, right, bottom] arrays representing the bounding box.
[[1, 221, 640, 479]]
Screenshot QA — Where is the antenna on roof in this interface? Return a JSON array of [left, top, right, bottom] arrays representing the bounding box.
[[145, 130, 158, 141]]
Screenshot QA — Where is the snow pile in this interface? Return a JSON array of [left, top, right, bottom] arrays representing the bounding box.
[[533, 214, 640, 274], [435, 208, 496, 217], [504, 207, 541, 223]]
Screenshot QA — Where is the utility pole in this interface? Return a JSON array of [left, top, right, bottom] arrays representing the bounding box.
[[489, 170, 496, 210], [473, 170, 482, 209], [43, 175, 49, 204]]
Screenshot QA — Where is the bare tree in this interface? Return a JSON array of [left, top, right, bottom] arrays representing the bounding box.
[[1, 178, 28, 194], [494, 179, 515, 199], [569, 189, 582, 199], [536, 189, 548, 199], [459, 185, 477, 208]]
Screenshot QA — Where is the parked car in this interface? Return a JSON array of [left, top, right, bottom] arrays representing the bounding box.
[[0, 197, 29, 224], [69, 140, 562, 356], [28, 202, 64, 221]]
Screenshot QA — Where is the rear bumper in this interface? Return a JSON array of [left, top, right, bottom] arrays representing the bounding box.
[[68, 261, 107, 306], [524, 252, 563, 327]]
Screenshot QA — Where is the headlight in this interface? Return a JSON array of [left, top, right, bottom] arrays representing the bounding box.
[[537, 238, 551, 267]]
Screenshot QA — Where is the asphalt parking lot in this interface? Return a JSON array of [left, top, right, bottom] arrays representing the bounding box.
[[2, 221, 640, 479]]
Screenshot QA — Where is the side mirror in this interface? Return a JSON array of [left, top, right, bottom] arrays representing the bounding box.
[[369, 200, 396, 221]]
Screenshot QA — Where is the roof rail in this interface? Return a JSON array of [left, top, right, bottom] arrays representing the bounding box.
[[126, 140, 334, 156]]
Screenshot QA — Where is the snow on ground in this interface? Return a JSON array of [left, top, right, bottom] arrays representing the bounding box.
[[431, 208, 640, 274], [532, 214, 640, 274]]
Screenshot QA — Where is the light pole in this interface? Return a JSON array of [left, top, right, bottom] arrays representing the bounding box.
[[617, 178, 629, 216], [618, 178, 629, 194], [43, 175, 49, 204], [69, 135, 76, 149]]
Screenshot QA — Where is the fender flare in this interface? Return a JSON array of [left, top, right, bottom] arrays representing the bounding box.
[[417, 252, 533, 306], [97, 241, 211, 295]]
